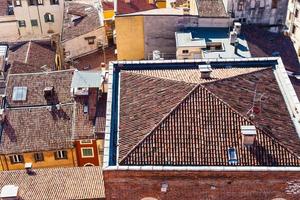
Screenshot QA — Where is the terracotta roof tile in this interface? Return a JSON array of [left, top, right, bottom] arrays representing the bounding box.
[[117, 66, 300, 166], [9, 61, 50, 74], [5, 70, 74, 108], [204, 68, 300, 156], [0, 167, 105, 200], [197, 0, 228, 17], [119, 72, 195, 161], [117, 0, 157, 14], [8, 41, 56, 71], [0, 0, 9, 16], [95, 94, 107, 135], [121, 83, 300, 166], [130, 67, 266, 83], [62, 2, 101, 41], [0, 105, 73, 154]]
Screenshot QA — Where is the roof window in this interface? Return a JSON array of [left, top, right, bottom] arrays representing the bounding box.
[[228, 147, 237, 165], [12, 87, 27, 101]]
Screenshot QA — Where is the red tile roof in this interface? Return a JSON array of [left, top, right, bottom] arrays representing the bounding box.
[[62, 2, 101, 41], [119, 72, 195, 160], [8, 40, 56, 71], [0, 167, 105, 200], [116, 0, 157, 14], [117, 66, 300, 166], [5, 69, 74, 108], [0, 105, 73, 154], [196, 0, 228, 17]]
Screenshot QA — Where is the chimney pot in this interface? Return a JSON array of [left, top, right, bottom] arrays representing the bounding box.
[[199, 64, 212, 79], [241, 125, 257, 146]]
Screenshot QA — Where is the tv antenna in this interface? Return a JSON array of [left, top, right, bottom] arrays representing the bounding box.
[[246, 84, 266, 120]]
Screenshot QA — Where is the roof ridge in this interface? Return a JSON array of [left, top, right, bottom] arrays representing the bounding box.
[[121, 83, 300, 164]]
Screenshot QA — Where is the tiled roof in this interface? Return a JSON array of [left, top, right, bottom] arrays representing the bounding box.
[[196, 0, 228, 17], [8, 41, 56, 71], [95, 94, 107, 135], [5, 69, 74, 108], [116, 65, 300, 166], [0, 167, 105, 200], [130, 67, 266, 83], [204, 68, 300, 156], [116, 0, 157, 14], [121, 85, 300, 166], [9, 61, 50, 74], [242, 25, 300, 73], [0, 105, 73, 154], [119, 72, 195, 160], [0, 0, 8, 16], [62, 2, 101, 41]]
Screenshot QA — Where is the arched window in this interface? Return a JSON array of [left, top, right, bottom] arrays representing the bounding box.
[[44, 13, 54, 23]]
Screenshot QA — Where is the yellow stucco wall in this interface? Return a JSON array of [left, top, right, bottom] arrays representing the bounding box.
[[0, 149, 77, 171], [115, 16, 145, 60], [156, 1, 167, 8], [104, 10, 115, 20]]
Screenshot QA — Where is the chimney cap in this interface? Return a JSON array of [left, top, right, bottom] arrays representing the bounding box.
[[198, 64, 212, 72], [25, 162, 32, 169], [241, 125, 257, 135]]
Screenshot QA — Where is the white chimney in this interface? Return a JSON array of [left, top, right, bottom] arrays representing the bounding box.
[[230, 31, 238, 45], [25, 162, 33, 174], [152, 50, 161, 60], [234, 22, 241, 35], [0, 185, 19, 200], [199, 64, 212, 79], [241, 125, 257, 146]]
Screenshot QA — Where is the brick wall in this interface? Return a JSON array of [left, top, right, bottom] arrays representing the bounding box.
[[104, 170, 300, 200]]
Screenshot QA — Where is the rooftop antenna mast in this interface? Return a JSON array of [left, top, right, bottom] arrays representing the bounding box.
[[246, 84, 266, 120]]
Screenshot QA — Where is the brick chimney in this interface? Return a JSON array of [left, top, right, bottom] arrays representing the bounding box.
[[241, 125, 257, 146]]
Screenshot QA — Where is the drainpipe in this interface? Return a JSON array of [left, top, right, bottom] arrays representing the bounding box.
[[36, 3, 43, 35]]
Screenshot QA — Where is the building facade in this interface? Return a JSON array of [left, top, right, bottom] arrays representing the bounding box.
[[11, 0, 64, 38], [286, 0, 300, 60]]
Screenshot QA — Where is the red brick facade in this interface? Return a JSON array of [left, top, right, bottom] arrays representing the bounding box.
[[104, 170, 300, 200]]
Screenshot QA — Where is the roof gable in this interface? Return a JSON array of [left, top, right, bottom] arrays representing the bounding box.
[[121, 85, 300, 166]]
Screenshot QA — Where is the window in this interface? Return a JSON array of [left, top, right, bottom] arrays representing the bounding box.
[[296, 9, 299, 18], [37, 0, 43, 5], [84, 36, 96, 45], [44, 13, 54, 22], [228, 147, 237, 165], [18, 20, 26, 27], [80, 139, 92, 144], [12, 87, 27, 101], [14, 0, 21, 6], [292, 25, 297, 34], [31, 19, 38, 27], [238, 0, 244, 11], [81, 148, 94, 158], [83, 103, 88, 114], [9, 154, 24, 164], [182, 50, 189, 54], [271, 0, 278, 9], [50, 0, 59, 5], [28, 0, 36, 6], [34, 152, 44, 162], [54, 150, 67, 159]]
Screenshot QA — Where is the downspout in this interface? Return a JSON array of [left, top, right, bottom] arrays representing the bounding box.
[[36, 3, 43, 35]]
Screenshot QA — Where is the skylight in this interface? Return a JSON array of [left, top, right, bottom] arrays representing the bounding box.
[[228, 147, 238, 165], [12, 87, 27, 101]]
